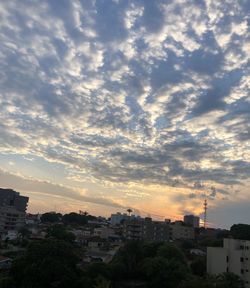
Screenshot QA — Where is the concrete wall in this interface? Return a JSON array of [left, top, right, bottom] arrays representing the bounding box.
[[207, 238, 250, 288]]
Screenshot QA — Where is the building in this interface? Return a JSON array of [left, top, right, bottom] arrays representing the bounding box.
[[142, 218, 170, 242], [123, 217, 170, 241], [93, 227, 116, 239], [110, 212, 129, 225], [207, 238, 250, 288], [184, 215, 200, 228], [170, 221, 195, 240], [0, 188, 29, 233], [123, 218, 143, 240]]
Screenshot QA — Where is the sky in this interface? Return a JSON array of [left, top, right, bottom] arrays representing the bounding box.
[[0, 0, 249, 229]]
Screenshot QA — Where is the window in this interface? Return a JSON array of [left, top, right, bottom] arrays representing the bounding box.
[[226, 267, 229, 272], [241, 257, 244, 262], [241, 269, 244, 274], [246, 258, 249, 260], [226, 256, 229, 262]]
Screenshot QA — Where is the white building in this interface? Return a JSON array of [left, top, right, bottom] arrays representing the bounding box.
[[207, 238, 250, 287]]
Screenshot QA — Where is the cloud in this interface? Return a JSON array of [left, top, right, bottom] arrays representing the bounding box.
[[0, 169, 124, 210], [0, 0, 249, 225]]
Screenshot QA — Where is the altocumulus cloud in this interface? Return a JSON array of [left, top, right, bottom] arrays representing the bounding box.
[[0, 0, 249, 215]]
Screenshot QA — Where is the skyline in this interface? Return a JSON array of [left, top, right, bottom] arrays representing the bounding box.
[[0, 0, 249, 229]]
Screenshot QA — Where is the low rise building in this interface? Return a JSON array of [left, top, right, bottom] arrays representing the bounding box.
[[123, 217, 170, 241], [93, 227, 116, 239], [207, 238, 250, 288]]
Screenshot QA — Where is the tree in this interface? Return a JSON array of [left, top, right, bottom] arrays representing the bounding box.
[[231, 224, 250, 240], [127, 209, 132, 216], [0, 275, 14, 288], [111, 240, 144, 279], [46, 224, 75, 243], [40, 212, 62, 223], [141, 257, 189, 288], [215, 272, 245, 288], [190, 257, 206, 277], [18, 226, 31, 239], [180, 273, 245, 288], [141, 241, 162, 258], [93, 277, 112, 288], [11, 239, 81, 288], [62, 212, 87, 225], [85, 263, 111, 282], [180, 277, 214, 288], [157, 243, 186, 264], [182, 240, 195, 250]]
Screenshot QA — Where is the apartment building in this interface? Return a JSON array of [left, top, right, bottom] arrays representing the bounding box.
[[207, 238, 250, 287], [184, 215, 200, 228], [0, 188, 29, 232], [123, 217, 170, 241], [110, 212, 129, 225], [123, 218, 143, 240], [170, 221, 195, 240]]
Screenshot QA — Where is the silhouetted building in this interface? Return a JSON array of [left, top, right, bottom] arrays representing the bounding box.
[[184, 215, 200, 228], [123, 217, 170, 241], [0, 188, 29, 232], [170, 221, 195, 240]]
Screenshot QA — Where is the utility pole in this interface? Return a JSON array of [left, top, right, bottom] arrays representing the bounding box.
[[204, 199, 208, 228]]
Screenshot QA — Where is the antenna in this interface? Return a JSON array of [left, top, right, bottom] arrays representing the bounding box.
[[204, 199, 208, 228]]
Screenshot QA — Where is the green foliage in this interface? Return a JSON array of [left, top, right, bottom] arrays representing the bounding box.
[[111, 241, 190, 287], [180, 273, 245, 288], [111, 241, 144, 279], [141, 242, 163, 258], [180, 277, 214, 288], [157, 243, 186, 264], [86, 263, 111, 281], [6, 236, 244, 288], [40, 212, 62, 223], [93, 277, 112, 288], [182, 240, 195, 250], [46, 224, 75, 243], [62, 212, 88, 225], [11, 239, 81, 288], [0, 274, 14, 288], [231, 224, 250, 240], [216, 229, 230, 239], [190, 257, 206, 277], [199, 238, 223, 248], [215, 272, 245, 288], [141, 257, 189, 288], [18, 226, 31, 239]]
